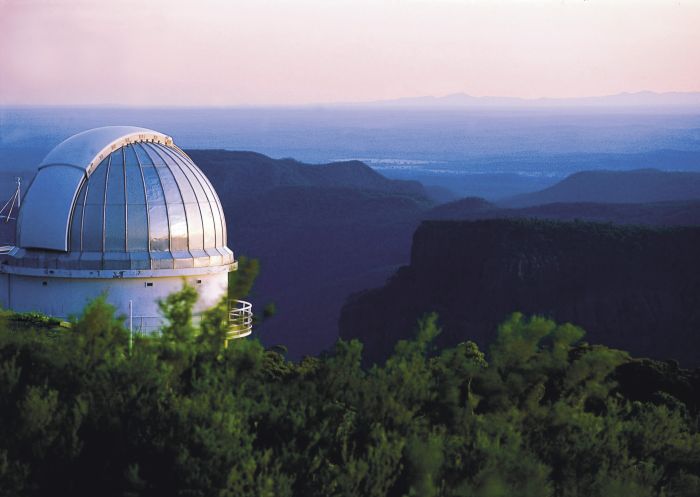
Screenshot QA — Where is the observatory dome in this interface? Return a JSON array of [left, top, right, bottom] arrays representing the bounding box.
[[12, 126, 233, 271]]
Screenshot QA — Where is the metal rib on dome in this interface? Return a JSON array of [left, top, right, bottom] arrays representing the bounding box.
[[66, 141, 231, 270], [14, 127, 233, 271]]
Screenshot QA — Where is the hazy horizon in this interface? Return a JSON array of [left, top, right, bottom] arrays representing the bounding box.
[[2, 105, 699, 201], [2, 90, 700, 109]]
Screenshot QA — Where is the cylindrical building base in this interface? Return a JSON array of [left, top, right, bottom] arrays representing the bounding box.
[[0, 268, 229, 330]]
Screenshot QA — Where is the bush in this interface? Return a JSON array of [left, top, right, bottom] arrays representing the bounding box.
[[0, 300, 697, 496]]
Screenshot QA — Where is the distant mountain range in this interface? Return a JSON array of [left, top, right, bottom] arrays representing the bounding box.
[[187, 151, 700, 358], [502, 169, 700, 207], [343, 91, 700, 109]]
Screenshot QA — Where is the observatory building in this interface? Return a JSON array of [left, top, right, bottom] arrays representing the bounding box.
[[0, 126, 251, 338]]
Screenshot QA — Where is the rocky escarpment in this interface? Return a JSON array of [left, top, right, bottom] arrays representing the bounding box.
[[339, 219, 700, 365]]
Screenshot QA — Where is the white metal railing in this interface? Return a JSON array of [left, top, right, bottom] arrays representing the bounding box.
[[52, 299, 253, 346], [227, 299, 253, 342], [52, 313, 162, 335], [130, 316, 163, 335]]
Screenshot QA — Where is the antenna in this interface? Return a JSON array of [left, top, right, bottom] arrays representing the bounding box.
[[0, 177, 21, 223]]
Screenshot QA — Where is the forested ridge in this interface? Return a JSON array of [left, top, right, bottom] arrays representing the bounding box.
[[0, 287, 699, 497], [341, 219, 700, 366]]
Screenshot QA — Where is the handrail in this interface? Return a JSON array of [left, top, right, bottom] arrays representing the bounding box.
[[130, 316, 163, 335], [44, 300, 253, 345], [227, 299, 253, 342]]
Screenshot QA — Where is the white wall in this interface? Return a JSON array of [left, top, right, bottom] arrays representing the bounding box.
[[0, 271, 229, 329]]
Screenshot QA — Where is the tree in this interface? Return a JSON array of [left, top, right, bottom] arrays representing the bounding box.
[[229, 256, 260, 301], [158, 282, 198, 364], [68, 294, 128, 368]]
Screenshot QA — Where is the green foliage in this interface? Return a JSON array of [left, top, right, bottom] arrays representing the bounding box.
[[228, 256, 275, 327], [0, 310, 62, 329], [68, 294, 129, 368], [0, 303, 697, 497], [159, 281, 198, 342], [229, 256, 260, 301], [158, 282, 199, 367], [197, 296, 230, 353]]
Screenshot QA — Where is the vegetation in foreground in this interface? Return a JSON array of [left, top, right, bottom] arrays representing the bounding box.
[[0, 289, 699, 497]]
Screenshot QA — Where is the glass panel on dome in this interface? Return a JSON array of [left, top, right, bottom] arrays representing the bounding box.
[[82, 203, 104, 251], [148, 203, 169, 251], [180, 160, 223, 246], [106, 149, 125, 205], [75, 176, 88, 204], [195, 175, 226, 247], [124, 144, 139, 167], [154, 145, 197, 202], [209, 193, 225, 246], [127, 203, 148, 251], [156, 144, 178, 167], [69, 179, 88, 251], [141, 142, 166, 166], [105, 204, 126, 251], [171, 164, 197, 202], [179, 161, 209, 204], [86, 157, 109, 205], [198, 201, 215, 248], [142, 166, 165, 204], [70, 204, 83, 251], [185, 202, 204, 250], [188, 160, 226, 247], [168, 203, 188, 251], [197, 166, 225, 245], [220, 215, 227, 246], [133, 143, 153, 166], [125, 157, 146, 205], [154, 164, 182, 203]]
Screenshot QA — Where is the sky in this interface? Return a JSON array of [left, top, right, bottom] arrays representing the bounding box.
[[0, 0, 699, 106]]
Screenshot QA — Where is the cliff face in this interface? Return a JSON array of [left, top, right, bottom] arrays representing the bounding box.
[[339, 219, 700, 366]]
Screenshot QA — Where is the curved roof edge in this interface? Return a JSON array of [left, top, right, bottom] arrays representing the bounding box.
[[21, 126, 174, 252], [39, 126, 173, 176]]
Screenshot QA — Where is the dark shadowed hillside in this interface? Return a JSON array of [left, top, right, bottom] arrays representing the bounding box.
[[231, 187, 420, 356], [188, 150, 431, 356], [187, 150, 428, 200], [503, 169, 700, 207], [339, 219, 700, 366], [228, 185, 426, 357]]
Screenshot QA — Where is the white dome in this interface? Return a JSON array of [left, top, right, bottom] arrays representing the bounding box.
[[13, 126, 233, 271]]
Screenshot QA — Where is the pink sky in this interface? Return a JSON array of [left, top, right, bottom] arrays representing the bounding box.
[[1, 0, 699, 106]]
